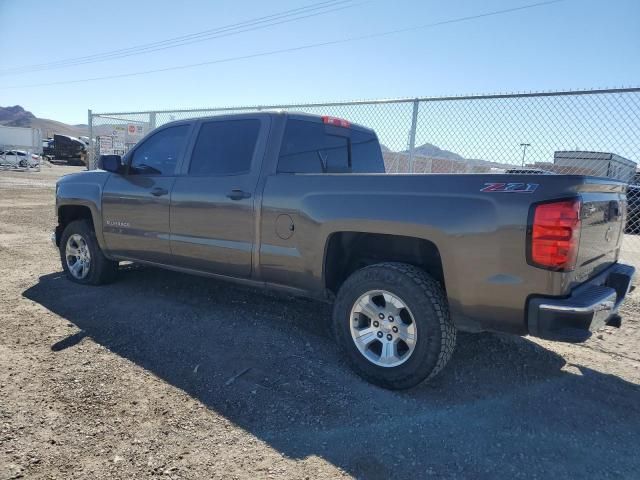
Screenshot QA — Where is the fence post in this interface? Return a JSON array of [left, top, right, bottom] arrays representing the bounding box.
[[407, 99, 419, 173], [149, 112, 156, 130], [87, 109, 93, 170]]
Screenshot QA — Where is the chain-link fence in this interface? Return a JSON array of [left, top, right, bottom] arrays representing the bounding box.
[[89, 87, 640, 267]]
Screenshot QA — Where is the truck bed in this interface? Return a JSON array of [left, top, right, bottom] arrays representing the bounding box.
[[260, 173, 626, 334]]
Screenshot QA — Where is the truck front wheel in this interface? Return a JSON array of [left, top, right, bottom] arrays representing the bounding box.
[[59, 219, 118, 285], [332, 262, 456, 389]]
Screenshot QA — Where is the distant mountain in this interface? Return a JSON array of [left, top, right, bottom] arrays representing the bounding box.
[[381, 143, 465, 160], [31, 118, 88, 138], [0, 105, 88, 138], [0, 105, 35, 127], [382, 142, 518, 173], [404, 142, 465, 161]]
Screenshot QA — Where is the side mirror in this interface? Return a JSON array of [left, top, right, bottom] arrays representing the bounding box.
[[99, 154, 123, 173]]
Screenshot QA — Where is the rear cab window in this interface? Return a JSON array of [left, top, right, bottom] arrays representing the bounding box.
[[278, 118, 384, 174]]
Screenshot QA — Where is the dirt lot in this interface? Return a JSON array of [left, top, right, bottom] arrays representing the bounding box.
[[1, 166, 639, 479]]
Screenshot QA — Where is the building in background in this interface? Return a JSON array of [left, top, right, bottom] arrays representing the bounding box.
[[552, 151, 636, 182]]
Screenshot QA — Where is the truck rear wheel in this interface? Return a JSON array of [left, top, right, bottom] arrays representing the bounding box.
[[60, 219, 118, 285], [332, 262, 456, 389]]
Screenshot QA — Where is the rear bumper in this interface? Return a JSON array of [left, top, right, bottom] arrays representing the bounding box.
[[527, 262, 635, 342]]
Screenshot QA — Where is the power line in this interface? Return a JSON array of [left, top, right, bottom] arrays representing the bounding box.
[[0, 0, 352, 75], [0, 0, 565, 90], [0, 0, 358, 76]]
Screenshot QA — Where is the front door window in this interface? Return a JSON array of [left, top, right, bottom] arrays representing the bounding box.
[[130, 125, 189, 176]]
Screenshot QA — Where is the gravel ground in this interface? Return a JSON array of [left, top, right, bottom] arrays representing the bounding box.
[[1, 166, 639, 480]]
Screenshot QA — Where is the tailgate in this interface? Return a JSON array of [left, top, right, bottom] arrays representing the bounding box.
[[572, 181, 626, 283]]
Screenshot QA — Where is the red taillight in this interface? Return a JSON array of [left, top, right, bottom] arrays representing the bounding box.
[[529, 199, 581, 271], [322, 116, 350, 128]]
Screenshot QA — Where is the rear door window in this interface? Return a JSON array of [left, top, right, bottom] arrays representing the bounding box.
[[189, 119, 260, 176]]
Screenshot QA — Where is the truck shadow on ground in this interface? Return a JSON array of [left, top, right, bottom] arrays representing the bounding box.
[[24, 266, 640, 479]]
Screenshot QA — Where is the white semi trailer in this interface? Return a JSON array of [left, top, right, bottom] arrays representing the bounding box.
[[0, 125, 43, 154]]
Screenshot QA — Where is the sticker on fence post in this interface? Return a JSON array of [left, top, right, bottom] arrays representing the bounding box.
[[111, 126, 126, 154], [126, 123, 146, 144], [98, 136, 114, 155]]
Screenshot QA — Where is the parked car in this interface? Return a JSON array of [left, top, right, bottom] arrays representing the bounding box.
[[52, 112, 635, 389], [0, 149, 40, 168]]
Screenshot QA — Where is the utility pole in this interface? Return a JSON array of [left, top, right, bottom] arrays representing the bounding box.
[[520, 143, 531, 167]]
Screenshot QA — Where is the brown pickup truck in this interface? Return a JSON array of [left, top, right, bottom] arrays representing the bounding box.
[[53, 112, 635, 389]]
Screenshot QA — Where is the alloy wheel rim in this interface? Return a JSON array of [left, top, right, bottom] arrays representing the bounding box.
[[349, 290, 417, 368], [65, 234, 91, 280]]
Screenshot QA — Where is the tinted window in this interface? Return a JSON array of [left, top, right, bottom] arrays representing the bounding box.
[[130, 125, 189, 176], [278, 119, 384, 173], [189, 119, 260, 176], [278, 120, 349, 173], [351, 129, 384, 173]]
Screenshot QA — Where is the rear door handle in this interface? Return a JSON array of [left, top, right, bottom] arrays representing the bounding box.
[[226, 189, 252, 201], [150, 187, 169, 197]]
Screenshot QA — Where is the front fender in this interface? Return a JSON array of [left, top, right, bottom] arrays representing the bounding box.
[[56, 171, 110, 252]]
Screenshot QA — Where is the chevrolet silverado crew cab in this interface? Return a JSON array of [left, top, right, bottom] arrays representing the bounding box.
[[53, 112, 635, 389]]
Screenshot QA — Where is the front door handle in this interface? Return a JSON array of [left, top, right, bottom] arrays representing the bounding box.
[[150, 187, 169, 197], [226, 189, 252, 201]]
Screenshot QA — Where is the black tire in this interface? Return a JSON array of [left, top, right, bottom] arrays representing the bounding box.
[[59, 219, 118, 285], [332, 262, 456, 389]]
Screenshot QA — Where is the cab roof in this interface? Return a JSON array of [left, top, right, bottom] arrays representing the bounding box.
[[162, 111, 376, 135]]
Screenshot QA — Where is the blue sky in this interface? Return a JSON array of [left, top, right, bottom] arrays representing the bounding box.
[[0, 0, 638, 125]]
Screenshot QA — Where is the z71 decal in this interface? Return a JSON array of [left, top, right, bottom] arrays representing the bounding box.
[[481, 182, 539, 193]]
